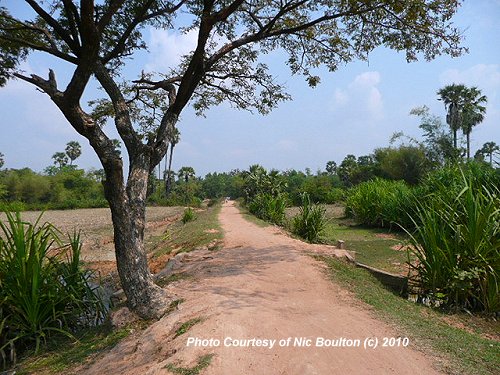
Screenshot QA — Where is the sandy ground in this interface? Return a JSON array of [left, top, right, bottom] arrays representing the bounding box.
[[78, 201, 442, 375]]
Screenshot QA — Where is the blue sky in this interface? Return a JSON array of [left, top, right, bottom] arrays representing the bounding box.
[[0, 1, 499, 177]]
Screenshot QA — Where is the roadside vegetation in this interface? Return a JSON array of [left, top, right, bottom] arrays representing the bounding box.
[[0, 212, 106, 370]]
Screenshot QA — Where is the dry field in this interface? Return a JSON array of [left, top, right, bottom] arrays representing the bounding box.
[[0, 207, 183, 263]]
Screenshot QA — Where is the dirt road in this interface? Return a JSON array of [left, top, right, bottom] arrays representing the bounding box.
[[80, 201, 441, 374]]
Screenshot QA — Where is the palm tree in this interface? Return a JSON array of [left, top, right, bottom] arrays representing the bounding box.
[[65, 141, 82, 165], [165, 127, 180, 195], [437, 84, 467, 150], [178, 166, 195, 183], [478, 141, 500, 166], [52, 152, 68, 168], [461, 87, 487, 159]]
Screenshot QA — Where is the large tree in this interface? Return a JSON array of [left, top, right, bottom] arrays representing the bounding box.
[[437, 83, 467, 150], [437, 84, 487, 159], [0, 1, 464, 318], [461, 86, 487, 159]]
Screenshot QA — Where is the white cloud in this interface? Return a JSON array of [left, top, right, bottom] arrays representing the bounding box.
[[439, 64, 500, 90], [145, 28, 199, 71], [330, 71, 384, 120]]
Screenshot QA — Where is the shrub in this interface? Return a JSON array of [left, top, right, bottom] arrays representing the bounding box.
[[182, 207, 196, 224], [247, 193, 287, 225], [0, 212, 105, 367], [345, 178, 415, 229], [406, 176, 500, 312], [292, 193, 327, 242]]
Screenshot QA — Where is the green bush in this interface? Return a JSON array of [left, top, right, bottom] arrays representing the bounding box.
[[247, 193, 287, 225], [406, 176, 500, 312], [345, 178, 415, 229], [182, 207, 196, 224], [0, 213, 105, 367], [324, 188, 346, 204], [291, 193, 327, 242]]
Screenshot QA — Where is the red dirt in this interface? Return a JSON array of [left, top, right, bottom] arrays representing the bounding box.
[[78, 201, 442, 375]]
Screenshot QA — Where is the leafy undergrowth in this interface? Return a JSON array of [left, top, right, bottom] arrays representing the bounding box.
[[153, 204, 223, 258], [318, 256, 500, 375]]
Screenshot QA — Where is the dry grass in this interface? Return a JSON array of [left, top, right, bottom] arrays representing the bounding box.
[[0, 207, 184, 263]]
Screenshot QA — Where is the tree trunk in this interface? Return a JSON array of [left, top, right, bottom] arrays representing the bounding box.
[[453, 129, 457, 150], [166, 144, 175, 195], [466, 132, 470, 160], [103, 161, 171, 319]]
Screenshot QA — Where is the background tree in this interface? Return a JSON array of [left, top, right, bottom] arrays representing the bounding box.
[[65, 141, 82, 165], [52, 152, 68, 169], [437, 83, 467, 150], [476, 141, 499, 167], [409, 105, 457, 164], [178, 166, 195, 184], [325, 161, 337, 176], [461, 87, 487, 159], [166, 127, 180, 195], [0, 151, 4, 169], [0, 1, 465, 319]]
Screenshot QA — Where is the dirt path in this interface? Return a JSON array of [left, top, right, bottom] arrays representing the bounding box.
[[80, 201, 441, 375]]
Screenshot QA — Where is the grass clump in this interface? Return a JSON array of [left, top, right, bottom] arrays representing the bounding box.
[[291, 192, 327, 242], [165, 354, 214, 375], [174, 318, 203, 338], [0, 212, 105, 369], [182, 207, 196, 224]]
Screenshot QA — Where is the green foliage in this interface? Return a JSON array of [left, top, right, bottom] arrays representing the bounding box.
[[406, 170, 500, 312], [0, 168, 107, 211], [65, 141, 82, 165], [375, 145, 431, 185], [291, 193, 327, 242], [345, 178, 415, 229], [0, 213, 105, 368], [247, 193, 287, 225], [181, 208, 196, 224]]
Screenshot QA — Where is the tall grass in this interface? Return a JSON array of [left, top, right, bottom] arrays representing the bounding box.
[[182, 207, 196, 224], [0, 212, 105, 368], [247, 193, 287, 225], [406, 175, 500, 312], [345, 178, 415, 229], [291, 193, 327, 242]]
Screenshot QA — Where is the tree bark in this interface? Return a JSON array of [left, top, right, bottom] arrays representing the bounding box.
[[166, 144, 175, 195], [103, 157, 171, 319]]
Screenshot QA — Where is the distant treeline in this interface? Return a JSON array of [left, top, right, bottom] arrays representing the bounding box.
[[1, 143, 499, 211]]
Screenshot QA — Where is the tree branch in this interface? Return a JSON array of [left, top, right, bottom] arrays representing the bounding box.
[[94, 62, 143, 158], [24, 0, 79, 54]]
